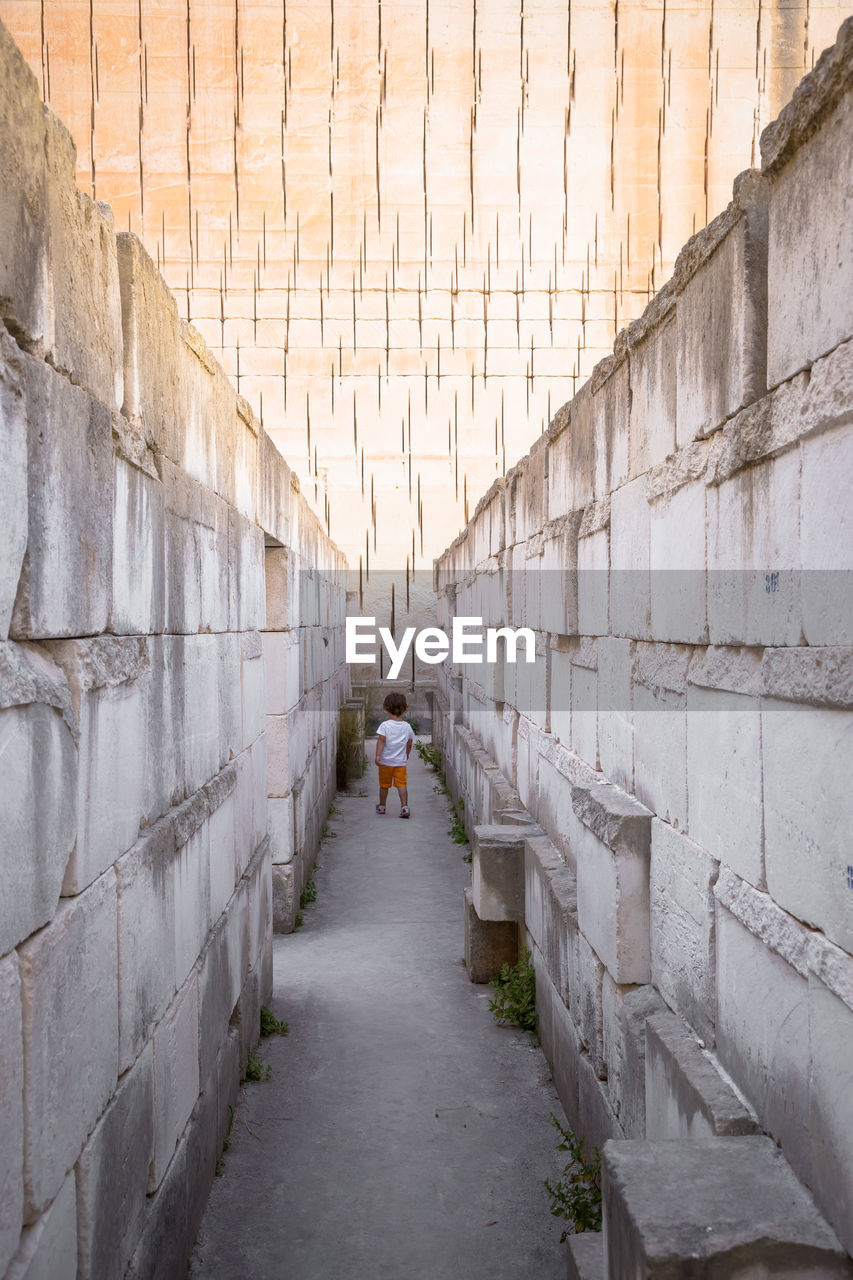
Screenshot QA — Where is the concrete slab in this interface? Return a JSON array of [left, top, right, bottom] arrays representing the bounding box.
[[190, 746, 568, 1279]]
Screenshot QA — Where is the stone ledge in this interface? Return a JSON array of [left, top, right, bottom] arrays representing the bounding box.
[[761, 15, 853, 175], [645, 1010, 758, 1140], [566, 1232, 604, 1280], [571, 781, 652, 856]]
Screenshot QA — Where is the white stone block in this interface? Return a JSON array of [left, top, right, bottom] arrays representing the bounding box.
[[266, 713, 289, 799], [0, 329, 27, 640], [715, 902, 811, 1188], [111, 457, 166, 635], [229, 511, 266, 632], [251, 733, 268, 853], [766, 86, 853, 387], [174, 821, 211, 991], [268, 788, 295, 867], [763, 699, 853, 953], [4, 1171, 76, 1280], [686, 685, 763, 887], [217, 632, 241, 770], [601, 978, 666, 1137], [573, 783, 652, 985], [548, 646, 571, 748], [628, 316, 677, 477], [524, 835, 577, 1002], [597, 637, 634, 793], [610, 476, 650, 639], [633, 683, 687, 830], [76, 1044, 154, 1280], [649, 481, 707, 644], [0, 644, 77, 955], [800, 420, 853, 645], [151, 973, 199, 1190], [247, 843, 273, 973], [577, 530, 609, 637], [198, 893, 249, 1086], [183, 635, 220, 795], [472, 826, 531, 923], [208, 790, 238, 924], [707, 448, 802, 646], [567, 928, 605, 1077], [116, 821, 176, 1074], [650, 820, 718, 1043], [18, 870, 118, 1217], [570, 662, 598, 770], [46, 638, 148, 895], [808, 977, 853, 1257], [644, 1010, 758, 1139], [0, 952, 23, 1275], [10, 357, 113, 640]]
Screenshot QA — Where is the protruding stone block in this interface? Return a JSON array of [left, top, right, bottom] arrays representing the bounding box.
[[0, 642, 77, 955], [4, 1170, 76, 1280], [602, 1137, 852, 1279], [0, 952, 23, 1275], [463, 886, 518, 983], [272, 862, 297, 933], [151, 973, 200, 1191], [524, 835, 577, 1001], [572, 782, 652, 985], [601, 983, 667, 1139], [47, 637, 148, 895], [19, 869, 118, 1217], [644, 1010, 758, 1140], [566, 1232, 604, 1280], [76, 1044, 154, 1280], [472, 824, 541, 923]]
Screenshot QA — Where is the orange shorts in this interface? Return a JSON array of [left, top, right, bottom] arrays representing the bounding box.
[[378, 764, 407, 788]]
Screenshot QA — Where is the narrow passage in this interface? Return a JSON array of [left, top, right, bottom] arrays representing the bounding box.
[[190, 745, 568, 1279]]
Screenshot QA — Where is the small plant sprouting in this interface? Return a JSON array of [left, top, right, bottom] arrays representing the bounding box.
[[543, 1115, 603, 1239], [488, 948, 537, 1034], [215, 1105, 236, 1175], [260, 1006, 289, 1038], [449, 806, 468, 845], [294, 910, 305, 930], [328, 804, 340, 816], [244, 1052, 271, 1083], [300, 878, 318, 908]]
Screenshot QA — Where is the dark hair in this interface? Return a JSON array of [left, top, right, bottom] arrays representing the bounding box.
[[383, 692, 408, 716]]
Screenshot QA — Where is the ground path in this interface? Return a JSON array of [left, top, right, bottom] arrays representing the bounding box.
[[190, 743, 568, 1279]]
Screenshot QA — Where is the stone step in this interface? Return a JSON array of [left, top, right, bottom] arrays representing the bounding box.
[[602, 1136, 853, 1278], [566, 1231, 605, 1280]]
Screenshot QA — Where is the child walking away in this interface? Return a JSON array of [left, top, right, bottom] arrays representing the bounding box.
[[375, 692, 415, 818]]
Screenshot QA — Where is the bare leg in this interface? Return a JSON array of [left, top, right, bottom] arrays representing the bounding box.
[[398, 786, 408, 807], [378, 786, 389, 806]]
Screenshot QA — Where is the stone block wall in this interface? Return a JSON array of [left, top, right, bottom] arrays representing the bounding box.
[[434, 17, 853, 1262], [0, 19, 347, 1280]]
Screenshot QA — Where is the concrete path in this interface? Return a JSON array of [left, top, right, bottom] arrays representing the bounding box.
[[190, 744, 568, 1279]]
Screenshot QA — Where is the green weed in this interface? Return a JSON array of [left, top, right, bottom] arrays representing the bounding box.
[[300, 878, 318, 908], [543, 1115, 602, 1238], [488, 948, 537, 1034], [294, 910, 304, 930], [260, 1006, 289, 1038], [244, 1052, 271, 1083]]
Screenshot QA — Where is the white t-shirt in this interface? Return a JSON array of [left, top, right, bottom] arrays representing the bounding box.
[[377, 719, 415, 765]]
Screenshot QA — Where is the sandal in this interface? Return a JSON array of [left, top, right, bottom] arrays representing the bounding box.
[[375, 804, 386, 815], [400, 807, 410, 819]]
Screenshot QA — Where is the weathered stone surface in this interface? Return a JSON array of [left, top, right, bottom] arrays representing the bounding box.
[[763, 698, 853, 952], [602, 1137, 852, 1279], [10, 356, 113, 640], [577, 530, 609, 638], [76, 1044, 154, 1280], [571, 779, 651, 856], [0, 643, 77, 955], [143, 635, 186, 824], [116, 819, 177, 1074], [47, 637, 148, 895], [566, 1231, 604, 1280], [174, 823, 212, 991], [808, 976, 853, 1258], [245, 838, 272, 973], [533, 941, 582, 1136], [764, 27, 853, 386], [632, 683, 687, 831], [609, 476, 650, 640], [18, 869, 118, 1217], [601, 982, 667, 1139], [568, 929, 605, 1078], [675, 180, 768, 446], [800, 419, 853, 645], [472, 824, 541, 923], [524, 835, 577, 1001], [707, 446, 802, 647], [627, 317, 677, 478], [644, 1010, 757, 1140], [0, 327, 27, 639], [573, 797, 652, 986], [463, 886, 518, 983], [197, 892, 249, 1086], [685, 686, 763, 887], [183, 635, 220, 794], [271, 862, 297, 933], [762, 645, 853, 708], [596, 637, 634, 793], [0, 952, 23, 1275], [715, 902, 812, 1188], [648, 481, 707, 645], [111, 457, 166, 635], [4, 1170, 76, 1280], [649, 820, 718, 1044], [151, 972, 200, 1191], [209, 787, 238, 925]]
